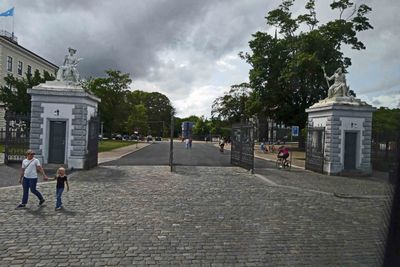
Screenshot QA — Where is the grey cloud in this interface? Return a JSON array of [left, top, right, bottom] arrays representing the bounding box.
[[13, 0, 269, 84]]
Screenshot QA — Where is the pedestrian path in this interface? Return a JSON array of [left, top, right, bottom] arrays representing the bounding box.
[[98, 142, 150, 164]]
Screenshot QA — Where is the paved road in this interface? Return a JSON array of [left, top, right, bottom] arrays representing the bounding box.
[[102, 141, 274, 169], [0, 142, 392, 265], [0, 165, 388, 266]]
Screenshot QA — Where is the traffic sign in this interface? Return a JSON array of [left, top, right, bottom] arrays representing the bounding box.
[[291, 126, 299, 137]]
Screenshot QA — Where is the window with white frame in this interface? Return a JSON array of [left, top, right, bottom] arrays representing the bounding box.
[[17, 61, 23, 75], [7, 56, 13, 72], [27, 65, 32, 76]]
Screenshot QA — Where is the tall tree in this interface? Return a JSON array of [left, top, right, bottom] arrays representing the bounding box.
[[126, 104, 149, 135], [192, 116, 211, 137], [241, 0, 373, 129], [0, 70, 55, 114], [211, 83, 251, 123], [86, 70, 132, 136]]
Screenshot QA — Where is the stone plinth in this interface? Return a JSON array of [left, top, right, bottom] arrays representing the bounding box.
[[27, 81, 100, 169], [306, 97, 375, 175]]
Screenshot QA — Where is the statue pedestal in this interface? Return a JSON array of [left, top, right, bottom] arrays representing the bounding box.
[[27, 81, 100, 169], [305, 97, 375, 175]]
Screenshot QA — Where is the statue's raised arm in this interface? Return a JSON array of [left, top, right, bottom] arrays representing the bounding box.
[[324, 67, 350, 99], [56, 47, 82, 84]]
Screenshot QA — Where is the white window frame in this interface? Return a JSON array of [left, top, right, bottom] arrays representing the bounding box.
[[17, 61, 23, 75], [7, 56, 13, 72]]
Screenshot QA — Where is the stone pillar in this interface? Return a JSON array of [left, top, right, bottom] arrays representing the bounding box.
[[28, 81, 100, 169], [29, 102, 44, 161], [306, 97, 375, 175]]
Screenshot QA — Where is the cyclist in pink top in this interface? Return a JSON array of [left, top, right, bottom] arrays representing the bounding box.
[[278, 145, 289, 160]]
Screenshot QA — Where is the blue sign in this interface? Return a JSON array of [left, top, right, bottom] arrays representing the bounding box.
[[291, 126, 299, 137]]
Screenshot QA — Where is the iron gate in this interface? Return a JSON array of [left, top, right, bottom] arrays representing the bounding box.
[[305, 127, 325, 173], [231, 123, 254, 171], [4, 112, 30, 164], [85, 116, 99, 169]]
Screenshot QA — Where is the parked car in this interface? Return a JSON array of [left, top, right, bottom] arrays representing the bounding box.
[[155, 137, 162, 141], [146, 135, 153, 142]]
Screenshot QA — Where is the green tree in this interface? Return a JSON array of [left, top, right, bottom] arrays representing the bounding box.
[[141, 92, 173, 137], [372, 107, 400, 159], [211, 83, 251, 123], [0, 70, 55, 113], [192, 116, 211, 137], [86, 70, 132, 136], [126, 104, 149, 135], [241, 0, 373, 129], [126, 90, 174, 137]]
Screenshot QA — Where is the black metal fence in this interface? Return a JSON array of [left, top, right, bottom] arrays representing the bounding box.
[[371, 139, 398, 172], [231, 123, 254, 171], [305, 127, 325, 173], [85, 116, 99, 169], [4, 112, 30, 164]]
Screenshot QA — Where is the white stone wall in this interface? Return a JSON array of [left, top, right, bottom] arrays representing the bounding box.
[[306, 101, 374, 175]]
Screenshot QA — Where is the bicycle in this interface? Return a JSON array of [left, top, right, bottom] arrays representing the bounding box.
[[276, 156, 291, 170]]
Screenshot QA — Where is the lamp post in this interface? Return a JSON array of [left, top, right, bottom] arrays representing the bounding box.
[[169, 111, 174, 172]]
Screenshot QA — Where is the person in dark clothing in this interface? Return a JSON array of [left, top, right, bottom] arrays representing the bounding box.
[[50, 167, 69, 210]]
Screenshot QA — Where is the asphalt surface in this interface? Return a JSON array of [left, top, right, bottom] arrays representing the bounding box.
[[101, 141, 275, 169]]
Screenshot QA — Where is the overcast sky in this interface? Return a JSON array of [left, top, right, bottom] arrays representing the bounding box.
[[1, 0, 399, 118]]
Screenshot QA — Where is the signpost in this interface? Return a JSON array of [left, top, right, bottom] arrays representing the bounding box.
[[291, 126, 299, 137]]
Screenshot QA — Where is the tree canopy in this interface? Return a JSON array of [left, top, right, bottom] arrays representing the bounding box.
[[215, 0, 373, 130], [0, 70, 55, 114], [85, 70, 174, 137]]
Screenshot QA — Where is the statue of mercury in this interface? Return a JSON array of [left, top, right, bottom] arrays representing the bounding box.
[[56, 47, 82, 83], [323, 67, 350, 99]]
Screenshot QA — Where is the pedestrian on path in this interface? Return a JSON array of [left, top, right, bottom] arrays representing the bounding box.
[[185, 138, 190, 149], [219, 138, 225, 153], [16, 150, 49, 209], [49, 167, 69, 210]]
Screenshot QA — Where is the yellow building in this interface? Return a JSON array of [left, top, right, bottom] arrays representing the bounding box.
[[0, 31, 58, 129]]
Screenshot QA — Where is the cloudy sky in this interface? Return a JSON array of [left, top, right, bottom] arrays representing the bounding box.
[[1, 0, 399, 117]]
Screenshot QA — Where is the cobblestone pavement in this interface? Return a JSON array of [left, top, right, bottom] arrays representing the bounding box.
[[0, 165, 388, 266]]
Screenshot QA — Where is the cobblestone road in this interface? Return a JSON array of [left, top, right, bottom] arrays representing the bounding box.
[[0, 165, 389, 266]]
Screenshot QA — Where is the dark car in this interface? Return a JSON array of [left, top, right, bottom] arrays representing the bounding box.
[[155, 137, 162, 141]]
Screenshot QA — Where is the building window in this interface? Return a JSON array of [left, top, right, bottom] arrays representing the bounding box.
[[7, 56, 12, 72], [17, 61, 23, 75], [27, 65, 32, 76]]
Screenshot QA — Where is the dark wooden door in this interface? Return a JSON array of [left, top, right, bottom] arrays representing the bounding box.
[[344, 132, 357, 170], [49, 121, 66, 164]]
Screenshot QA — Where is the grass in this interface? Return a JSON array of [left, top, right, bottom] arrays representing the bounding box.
[[0, 141, 137, 154], [98, 140, 137, 152]]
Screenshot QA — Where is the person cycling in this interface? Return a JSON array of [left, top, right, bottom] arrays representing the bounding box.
[[277, 145, 290, 166]]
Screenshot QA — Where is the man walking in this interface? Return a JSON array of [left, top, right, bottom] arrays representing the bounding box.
[[16, 150, 49, 209]]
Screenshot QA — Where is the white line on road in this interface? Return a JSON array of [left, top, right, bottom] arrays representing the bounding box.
[[254, 173, 332, 196]]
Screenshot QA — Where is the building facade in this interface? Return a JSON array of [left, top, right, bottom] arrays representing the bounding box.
[[0, 31, 58, 129]]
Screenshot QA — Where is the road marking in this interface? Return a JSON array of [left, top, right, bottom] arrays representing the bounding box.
[[254, 173, 332, 196], [254, 174, 278, 186]]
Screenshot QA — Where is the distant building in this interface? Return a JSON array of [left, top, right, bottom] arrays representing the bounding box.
[[0, 30, 58, 129]]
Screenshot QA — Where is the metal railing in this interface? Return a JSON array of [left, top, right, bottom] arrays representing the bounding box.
[[0, 30, 18, 43]]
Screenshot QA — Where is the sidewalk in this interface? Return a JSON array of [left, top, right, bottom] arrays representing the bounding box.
[[217, 143, 305, 169], [98, 142, 150, 164], [220, 142, 389, 182], [0, 142, 150, 188]]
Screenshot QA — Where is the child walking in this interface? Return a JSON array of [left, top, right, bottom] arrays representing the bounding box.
[[52, 167, 69, 210]]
